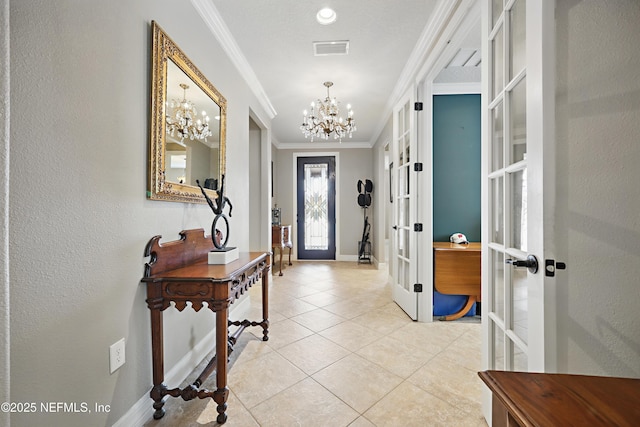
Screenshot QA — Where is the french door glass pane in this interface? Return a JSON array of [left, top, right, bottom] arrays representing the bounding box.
[[510, 78, 527, 163], [492, 0, 502, 29], [512, 266, 528, 345], [492, 249, 505, 321], [491, 102, 504, 172], [491, 177, 504, 245], [510, 0, 526, 79], [303, 163, 328, 250], [514, 345, 528, 371], [492, 320, 505, 370], [492, 25, 504, 100], [510, 169, 527, 251]]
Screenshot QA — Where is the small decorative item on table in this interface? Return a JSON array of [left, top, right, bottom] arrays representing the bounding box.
[[196, 175, 238, 264]]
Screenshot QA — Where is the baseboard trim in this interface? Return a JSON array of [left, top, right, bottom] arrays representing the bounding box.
[[112, 296, 251, 426]]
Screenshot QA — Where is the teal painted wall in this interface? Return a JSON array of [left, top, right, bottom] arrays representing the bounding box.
[[433, 94, 481, 242]]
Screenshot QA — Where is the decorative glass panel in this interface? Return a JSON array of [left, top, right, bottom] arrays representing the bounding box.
[[510, 169, 527, 251], [510, 0, 526, 79], [510, 78, 527, 163], [304, 163, 329, 250], [512, 266, 528, 345]]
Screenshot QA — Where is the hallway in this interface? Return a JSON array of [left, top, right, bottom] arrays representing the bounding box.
[[145, 261, 485, 426]]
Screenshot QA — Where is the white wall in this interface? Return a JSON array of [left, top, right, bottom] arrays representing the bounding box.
[[554, 0, 640, 377], [8, 1, 271, 426]]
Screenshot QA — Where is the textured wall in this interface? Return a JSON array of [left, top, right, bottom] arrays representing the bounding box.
[[554, 0, 640, 377], [9, 1, 271, 425]]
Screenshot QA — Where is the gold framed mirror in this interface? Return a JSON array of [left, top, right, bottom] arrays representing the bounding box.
[[148, 21, 226, 203]]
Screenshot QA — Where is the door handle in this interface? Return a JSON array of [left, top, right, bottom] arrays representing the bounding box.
[[506, 254, 539, 274], [392, 225, 398, 230]]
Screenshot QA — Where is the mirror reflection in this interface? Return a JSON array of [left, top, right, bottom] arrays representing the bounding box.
[[148, 21, 226, 203], [165, 60, 221, 190]]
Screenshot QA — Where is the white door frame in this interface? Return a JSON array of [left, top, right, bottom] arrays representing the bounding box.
[[412, 0, 482, 322], [249, 108, 272, 252]]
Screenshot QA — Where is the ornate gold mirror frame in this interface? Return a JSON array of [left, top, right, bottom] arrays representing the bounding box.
[[148, 21, 226, 203]]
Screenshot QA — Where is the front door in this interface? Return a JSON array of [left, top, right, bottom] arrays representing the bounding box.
[[482, 0, 556, 401], [391, 88, 419, 320], [296, 156, 336, 260]]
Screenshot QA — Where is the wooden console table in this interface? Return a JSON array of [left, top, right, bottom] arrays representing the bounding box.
[[479, 370, 640, 426], [271, 224, 292, 276], [433, 242, 481, 320], [141, 229, 270, 424]]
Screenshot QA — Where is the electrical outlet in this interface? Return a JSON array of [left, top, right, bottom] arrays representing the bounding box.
[[109, 338, 125, 374]]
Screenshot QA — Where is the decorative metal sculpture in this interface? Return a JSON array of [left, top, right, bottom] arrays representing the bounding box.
[[197, 175, 233, 250]]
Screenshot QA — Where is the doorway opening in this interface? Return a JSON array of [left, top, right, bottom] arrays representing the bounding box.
[[296, 156, 336, 260]]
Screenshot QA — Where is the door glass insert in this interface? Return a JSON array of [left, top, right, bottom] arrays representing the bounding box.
[[491, 102, 504, 172], [491, 177, 504, 245], [512, 266, 528, 345], [510, 169, 527, 251], [492, 320, 505, 370], [510, 78, 527, 163], [303, 163, 329, 250], [492, 249, 505, 321], [510, 0, 526, 79], [492, 25, 504, 100]]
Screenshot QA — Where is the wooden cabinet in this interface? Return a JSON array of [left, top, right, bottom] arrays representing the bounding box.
[[272, 225, 292, 276], [433, 242, 481, 320]]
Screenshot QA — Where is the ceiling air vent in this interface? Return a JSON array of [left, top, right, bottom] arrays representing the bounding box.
[[313, 40, 349, 56]]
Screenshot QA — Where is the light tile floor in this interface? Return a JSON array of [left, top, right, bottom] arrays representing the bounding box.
[[144, 261, 487, 427]]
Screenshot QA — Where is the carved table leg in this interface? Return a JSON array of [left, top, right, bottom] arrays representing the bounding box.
[[149, 306, 166, 419], [288, 246, 292, 266], [278, 246, 284, 276], [214, 306, 230, 424]]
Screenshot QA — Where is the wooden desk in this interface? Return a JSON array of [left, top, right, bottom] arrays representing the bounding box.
[[479, 370, 640, 427], [271, 224, 292, 276], [141, 229, 270, 424], [433, 242, 481, 321]]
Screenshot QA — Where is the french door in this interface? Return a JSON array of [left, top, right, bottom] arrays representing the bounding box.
[[296, 156, 336, 260], [482, 0, 557, 403], [391, 88, 419, 320]]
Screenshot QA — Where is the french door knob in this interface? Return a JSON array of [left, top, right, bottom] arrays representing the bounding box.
[[506, 254, 539, 274], [392, 225, 398, 230]]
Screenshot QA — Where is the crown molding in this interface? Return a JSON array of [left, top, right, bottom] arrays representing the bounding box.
[[190, 0, 277, 120]]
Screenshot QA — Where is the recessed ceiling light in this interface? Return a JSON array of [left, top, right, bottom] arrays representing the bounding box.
[[316, 8, 337, 25]]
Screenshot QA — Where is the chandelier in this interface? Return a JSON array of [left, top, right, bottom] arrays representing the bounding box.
[[300, 81, 356, 142], [166, 83, 212, 143]]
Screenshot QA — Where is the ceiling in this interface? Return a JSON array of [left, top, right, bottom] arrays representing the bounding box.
[[203, 0, 480, 147]]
